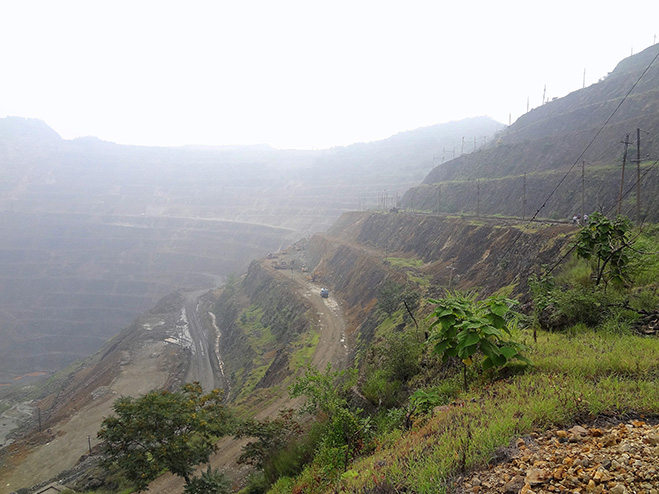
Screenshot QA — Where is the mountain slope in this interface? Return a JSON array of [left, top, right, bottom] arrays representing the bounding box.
[[403, 44, 659, 221]]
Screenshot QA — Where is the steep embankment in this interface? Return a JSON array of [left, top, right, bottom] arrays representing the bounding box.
[[146, 211, 576, 492], [404, 43, 659, 221], [313, 212, 573, 294], [302, 212, 573, 358]]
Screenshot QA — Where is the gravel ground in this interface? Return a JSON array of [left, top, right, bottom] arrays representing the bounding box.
[[461, 421, 659, 494]]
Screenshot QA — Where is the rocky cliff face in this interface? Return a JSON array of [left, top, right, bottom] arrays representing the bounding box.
[[321, 212, 571, 294]]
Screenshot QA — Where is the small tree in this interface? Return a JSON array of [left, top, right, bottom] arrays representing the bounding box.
[[235, 409, 302, 481], [574, 212, 633, 287], [289, 364, 366, 472], [426, 292, 530, 390], [98, 383, 231, 492]]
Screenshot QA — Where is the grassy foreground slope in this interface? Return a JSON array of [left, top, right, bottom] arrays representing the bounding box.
[[311, 330, 659, 493]]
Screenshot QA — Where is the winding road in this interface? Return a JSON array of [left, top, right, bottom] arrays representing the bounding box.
[[147, 259, 348, 493], [183, 292, 222, 393]]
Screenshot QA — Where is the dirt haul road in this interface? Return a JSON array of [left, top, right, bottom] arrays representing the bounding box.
[[146, 260, 348, 493], [184, 292, 223, 393]]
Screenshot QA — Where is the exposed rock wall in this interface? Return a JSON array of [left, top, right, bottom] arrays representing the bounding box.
[[211, 212, 575, 399], [314, 212, 575, 301], [211, 261, 314, 399]]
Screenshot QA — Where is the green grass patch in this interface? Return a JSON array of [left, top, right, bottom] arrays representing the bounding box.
[[374, 312, 404, 340], [279, 328, 659, 493], [236, 361, 273, 401], [232, 326, 319, 409], [385, 257, 431, 286], [409, 273, 431, 287], [239, 305, 277, 351], [387, 257, 425, 269], [630, 224, 659, 285], [289, 329, 320, 372]]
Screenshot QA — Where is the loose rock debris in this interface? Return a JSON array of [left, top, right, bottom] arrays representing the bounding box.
[[460, 421, 659, 494]]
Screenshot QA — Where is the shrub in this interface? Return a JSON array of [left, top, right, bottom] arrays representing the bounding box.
[[426, 292, 531, 390], [184, 466, 231, 494], [574, 212, 633, 287], [551, 286, 623, 327], [361, 369, 404, 408]]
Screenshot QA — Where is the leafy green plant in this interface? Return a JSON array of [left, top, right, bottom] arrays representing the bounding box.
[[574, 212, 633, 287], [528, 266, 555, 316], [426, 292, 531, 390], [404, 389, 442, 429], [184, 465, 231, 494]]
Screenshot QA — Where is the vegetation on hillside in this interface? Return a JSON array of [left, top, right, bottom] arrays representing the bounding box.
[[239, 217, 659, 494], [92, 216, 659, 494], [97, 383, 232, 492]]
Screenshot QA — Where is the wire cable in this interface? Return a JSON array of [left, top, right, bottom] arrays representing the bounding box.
[[499, 48, 659, 264], [544, 157, 659, 276]]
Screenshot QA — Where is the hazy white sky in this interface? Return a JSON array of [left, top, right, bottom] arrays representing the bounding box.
[[1, 1, 657, 149]]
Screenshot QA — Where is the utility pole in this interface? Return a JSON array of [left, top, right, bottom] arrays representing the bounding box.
[[476, 179, 481, 217], [636, 128, 641, 225], [583, 68, 586, 89], [437, 184, 441, 214], [543, 85, 547, 104], [617, 134, 630, 216], [461, 137, 465, 155], [522, 173, 527, 220], [448, 264, 455, 288], [581, 161, 585, 222]]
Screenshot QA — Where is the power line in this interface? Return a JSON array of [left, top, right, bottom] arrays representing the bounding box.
[[498, 47, 659, 264], [544, 157, 659, 276]]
